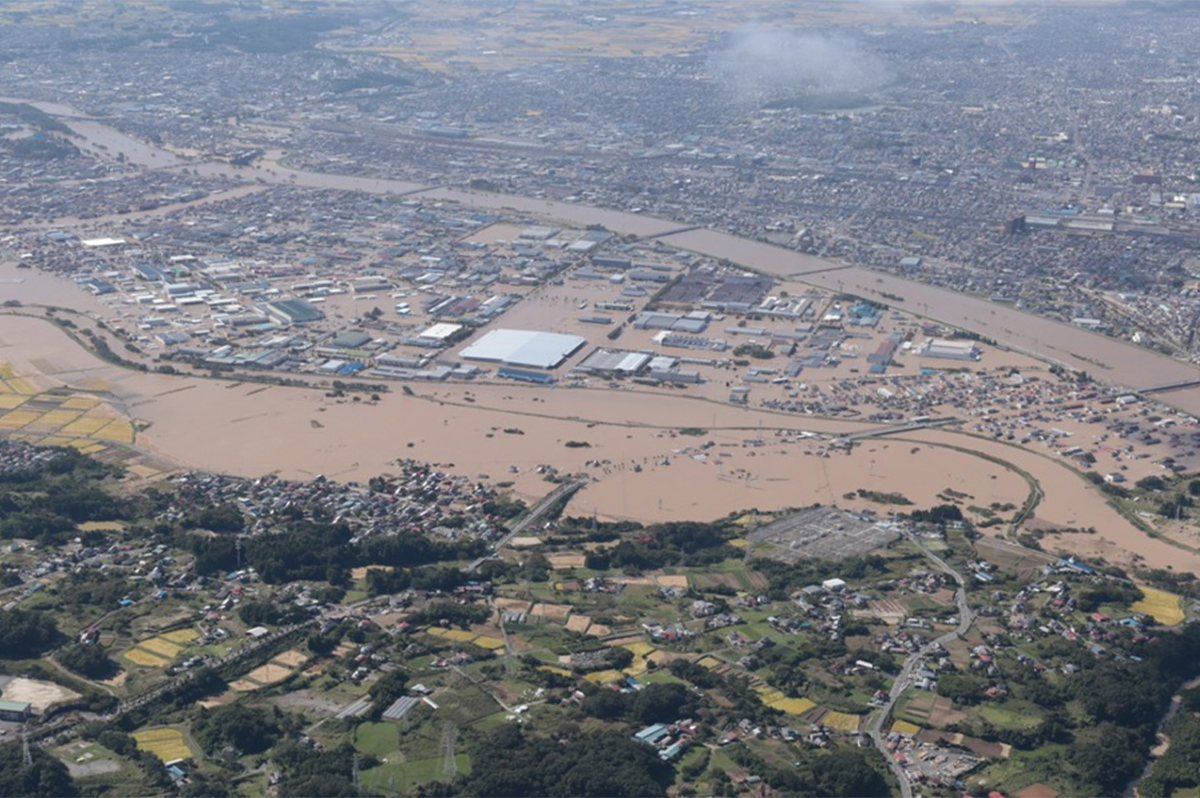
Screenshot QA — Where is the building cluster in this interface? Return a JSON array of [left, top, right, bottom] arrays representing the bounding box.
[[164, 460, 505, 544]]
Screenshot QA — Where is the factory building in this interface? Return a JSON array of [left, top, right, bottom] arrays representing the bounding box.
[[920, 338, 981, 361], [460, 329, 586, 369]]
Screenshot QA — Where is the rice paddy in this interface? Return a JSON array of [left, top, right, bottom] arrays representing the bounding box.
[[0, 361, 134, 450], [820, 711, 864, 732], [131, 728, 192, 762], [1132, 586, 1185, 625], [123, 629, 200, 668], [755, 686, 817, 716], [426, 626, 506, 649]]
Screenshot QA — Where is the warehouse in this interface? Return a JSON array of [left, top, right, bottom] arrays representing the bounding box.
[[579, 349, 651, 374], [460, 329, 586, 369], [264, 299, 325, 325], [0, 700, 32, 721], [418, 323, 464, 345], [920, 338, 981, 361]]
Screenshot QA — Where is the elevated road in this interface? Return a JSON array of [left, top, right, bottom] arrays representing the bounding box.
[[1141, 378, 1200, 395], [839, 417, 959, 443], [465, 478, 586, 573]]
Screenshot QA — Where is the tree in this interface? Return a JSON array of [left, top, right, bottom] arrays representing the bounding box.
[[633, 683, 696, 724], [1068, 722, 1148, 795], [238, 600, 307, 627], [461, 726, 669, 797], [192, 704, 288, 756], [279, 774, 358, 797], [58, 642, 116, 679], [936, 672, 989, 705], [0, 740, 77, 797], [811, 749, 889, 797], [581, 689, 630, 720], [181, 503, 245, 533], [1136, 475, 1167, 492], [0, 608, 59, 658], [368, 668, 409, 715]]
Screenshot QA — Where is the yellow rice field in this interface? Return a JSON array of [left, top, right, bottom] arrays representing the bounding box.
[[132, 728, 192, 762], [473, 636, 505, 649], [1132, 586, 1185, 625], [822, 711, 864, 732], [138, 638, 182, 658], [756, 686, 817, 716], [583, 669, 625, 684], [123, 648, 169, 668]]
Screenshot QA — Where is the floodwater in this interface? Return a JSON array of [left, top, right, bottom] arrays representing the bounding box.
[[912, 428, 1200, 572], [0, 311, 1193, 569], [0, 313, 1033, 531], [0, 261, 110, 314], [6, 97, 1200, 567], [18, 94, 1198, 409]]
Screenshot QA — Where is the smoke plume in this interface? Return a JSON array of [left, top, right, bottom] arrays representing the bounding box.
[[710, 27, 891, 106]]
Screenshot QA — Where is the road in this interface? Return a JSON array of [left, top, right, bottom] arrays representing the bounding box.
[[867, 531, 977, 798], [464, 478, 586, 573]]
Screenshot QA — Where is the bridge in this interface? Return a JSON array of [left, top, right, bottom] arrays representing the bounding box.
[[464, 478, 587, 573], [1140, 378, 1200, 395], [837, 417, 959, 444]]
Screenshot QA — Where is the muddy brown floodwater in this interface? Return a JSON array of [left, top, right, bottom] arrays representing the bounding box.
[[7, 98, 1200, 571]]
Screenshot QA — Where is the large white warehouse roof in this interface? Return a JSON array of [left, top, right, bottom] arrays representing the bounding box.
[[460, 329, 587, 369]]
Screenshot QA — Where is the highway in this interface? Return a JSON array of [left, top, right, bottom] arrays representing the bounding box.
[[867, 531, 976, 798]]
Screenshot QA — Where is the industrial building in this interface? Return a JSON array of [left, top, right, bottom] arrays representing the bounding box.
[[417, 323, 464, 346], [0, 699, 32, 722], [633, 311, 710, 333], [652, 331, 727, 352], [578, 349, 652, 374], [497, 367, 555, 384], [920, 338, 981, 361], [263, 299, 325, 325], [460, 329, 586, 369]]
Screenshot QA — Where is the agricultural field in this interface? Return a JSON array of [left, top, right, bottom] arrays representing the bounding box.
[[1132, 586, 1185, 625], [131, 728, 193, 762]]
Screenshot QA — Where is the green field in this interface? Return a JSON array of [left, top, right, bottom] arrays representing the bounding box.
[[355, 723, 400, 758], [967, 743, 1070, 795], [361, 754, 472, 794], [977, 702, 1044, 731]]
